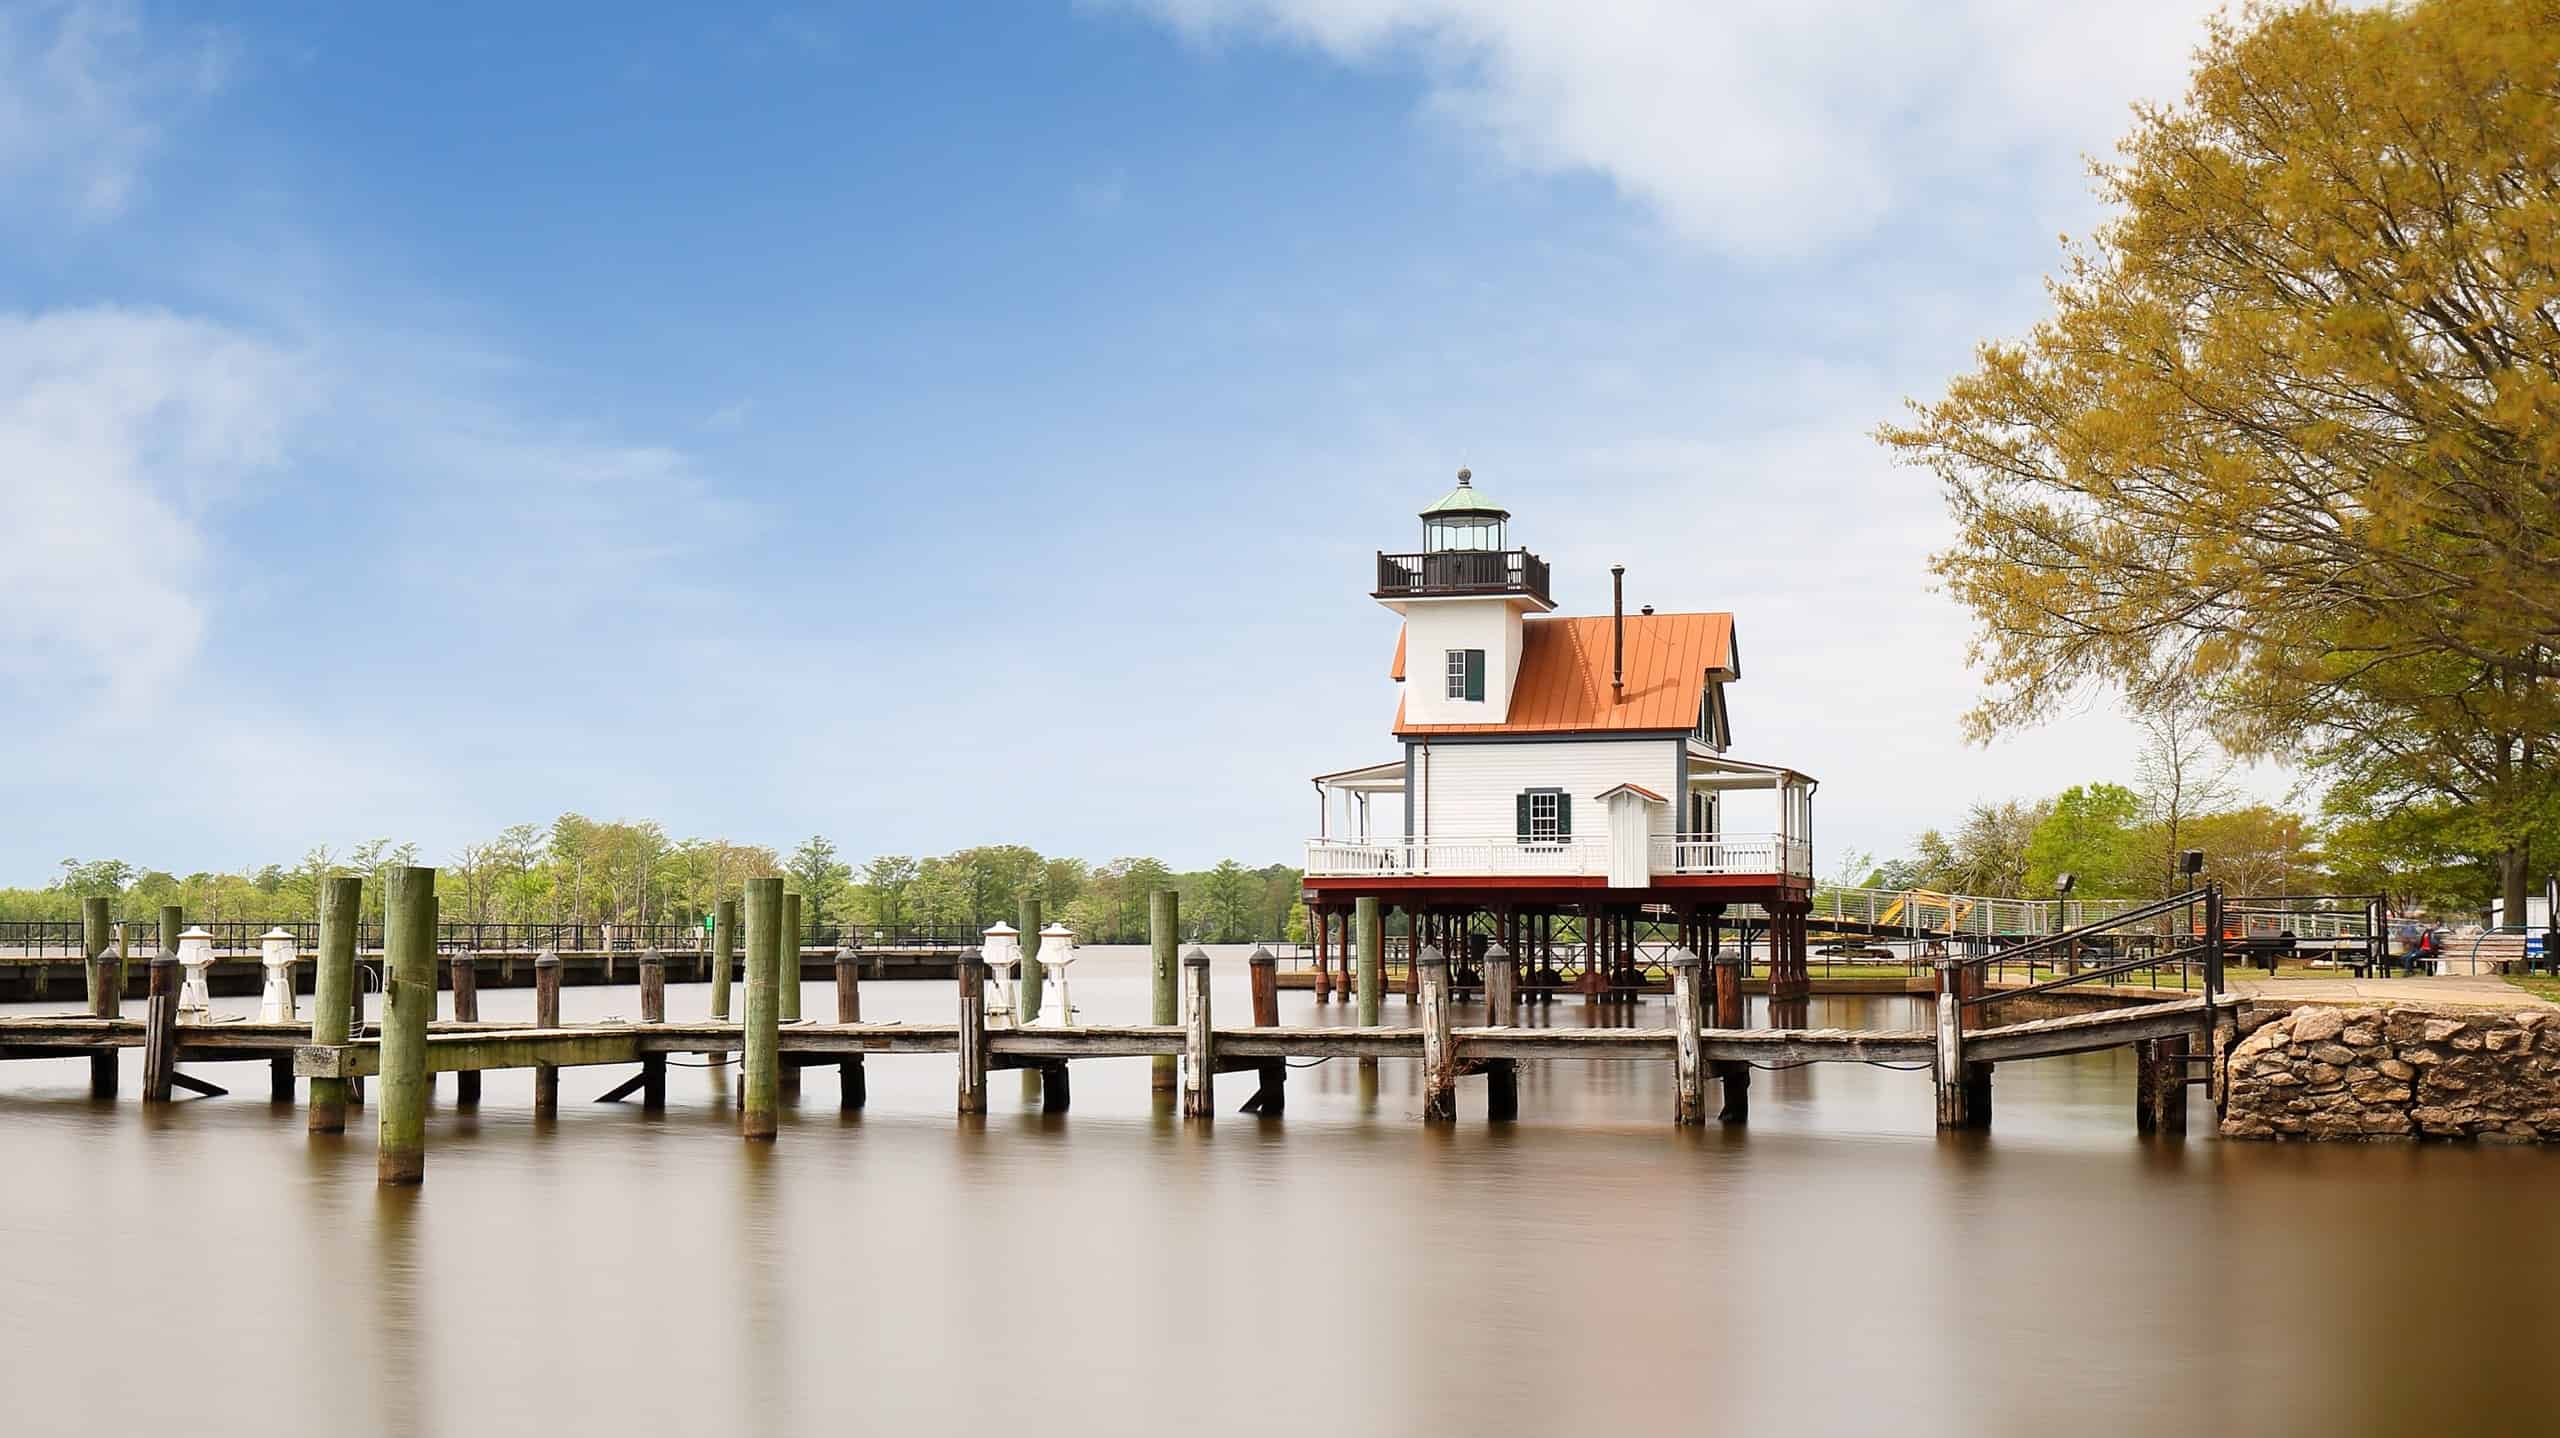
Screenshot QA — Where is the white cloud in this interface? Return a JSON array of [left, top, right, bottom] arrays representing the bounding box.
[[1115, 0, 2220, 257], [0, 0, 229, 220], [0, 306, 302, 705]]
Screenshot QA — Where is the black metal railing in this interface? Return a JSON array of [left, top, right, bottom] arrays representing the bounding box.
[[1375, 548, 1551, 605], [1956, 885, 2225, 1011], [0, 918, 985, 957]]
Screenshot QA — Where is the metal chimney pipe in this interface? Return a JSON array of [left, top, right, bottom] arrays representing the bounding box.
[[1611, 565, 1626, 697]]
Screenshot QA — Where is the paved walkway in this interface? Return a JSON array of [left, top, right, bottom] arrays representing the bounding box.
[[2227, 974, 2556, 1010]]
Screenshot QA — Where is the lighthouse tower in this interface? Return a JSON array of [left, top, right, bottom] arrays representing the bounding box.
[[1373, 468, 1555, 727]]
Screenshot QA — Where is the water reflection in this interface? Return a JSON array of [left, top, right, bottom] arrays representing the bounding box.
[[2, 951, 2555, 1436]]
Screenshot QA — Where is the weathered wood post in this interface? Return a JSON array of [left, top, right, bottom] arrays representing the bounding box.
[[2135, 1040, 2161, 1135], [638, 947, 667, 1110], [450, 947, 481, 1106], [1483, 940, 1519, 1120], [82, 896, 116, 1098], [1149, 889, 1180, 1094], [1017, 891, 1046, 1026], [1181, 948, 1214, 1119], [1713, 948, 1749, 1123], [777, 892, 804, 1098], [378, 865, 436, 1186], [955, 948, 987, 1115], [1418, 945, 1455, 1122], [1670, 949, 1705, 1126], [834, 945, 866, 1110], [711, 896, 737, 1022], [533, 949, 562, 1118], [1242, 946, 1284, 1115], [142, 906, 183, 1104], [1355, 895, 1383, 1078], [741, 877, 782, 1140], [309, 878, 360, 1133], [1933, 955, 1968, 1129]]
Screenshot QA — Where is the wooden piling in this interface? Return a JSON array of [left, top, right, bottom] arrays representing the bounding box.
[[1149, 889, 1179, 1093], [451, 949, 481, 1106], [1018, 892, 1045, 1026], [1181, 948, 1213, 1119], [711, 896, 737, 1022], [955, 948, 987, 1115], [2137, 1035, 2189, 1136], [142, 907, 181, 1105], [1670, 950, 1705, 1126], [1933, 956, 1967, 1129], [82, 896, 115, 1098], [777, 891, 804, 1097], [1483, 939, 1518, 1120], [835, 946, 866, 1110], [1418, 945, 1454, 1122], [1355, 891, 1383, 1034], [778, 890, 802, 1023], [309, 877, 360, 1133], [533, 949, 562, 1118], [2158, 1035, 2190, 1136], [1243, 946, 1284, 1115], [1714, 949, 1749, 1123], [741, 877, 782, 1139], [638, 948, 666, 1110], [377, 865, 436, 1186]]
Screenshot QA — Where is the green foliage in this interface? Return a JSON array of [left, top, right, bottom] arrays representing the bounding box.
[[2023, 784, 2147, 898]]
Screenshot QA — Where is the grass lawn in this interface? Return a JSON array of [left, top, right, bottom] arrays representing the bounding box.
[[2505, 974, 2560, 1005]]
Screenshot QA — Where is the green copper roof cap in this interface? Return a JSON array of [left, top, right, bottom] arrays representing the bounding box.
[[1420, 467, 1508, 519]]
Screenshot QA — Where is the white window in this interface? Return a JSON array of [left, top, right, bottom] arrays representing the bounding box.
[[1529, 790, 1561, 842], [1445, 648, 1485, 701]]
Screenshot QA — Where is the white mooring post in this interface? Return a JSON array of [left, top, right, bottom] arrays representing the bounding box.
[[258, 928, 299, 1023], [1036, 922, 1077, 1026], [980, 921, 1021, 1028], [176, 926, 218, 1022]]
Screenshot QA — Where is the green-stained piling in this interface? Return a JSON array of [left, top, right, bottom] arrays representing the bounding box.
[[1149, 889, 1179, 1093], [309, 877, 360, 1132], [377, 866, 436, 1186], [1355, 897, 1383, 1079], [741, 876, 782, 1140], [779, 890, 803, 1024], [1018, 892, 1045, 1025], [711, 896, 737, 1021]]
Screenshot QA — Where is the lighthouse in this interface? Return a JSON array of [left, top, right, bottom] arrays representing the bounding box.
[[1301, 467, 1819, 1003]]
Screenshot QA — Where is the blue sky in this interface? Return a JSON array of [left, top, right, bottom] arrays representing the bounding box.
[[1, 0, 2249, 881]]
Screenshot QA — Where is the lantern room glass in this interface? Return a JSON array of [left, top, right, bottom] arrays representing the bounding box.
[[1425, 514, 1505, 552]]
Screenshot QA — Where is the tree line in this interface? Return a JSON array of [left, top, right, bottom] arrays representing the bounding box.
[[1843, 706, 2487, 916], [14, 818, 1307, 945]]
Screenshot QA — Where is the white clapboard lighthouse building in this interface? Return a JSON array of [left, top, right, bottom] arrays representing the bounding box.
[[1299, 469, 1818, 998]]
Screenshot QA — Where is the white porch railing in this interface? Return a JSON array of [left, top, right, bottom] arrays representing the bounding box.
[[1305, 833, 1809, 880]]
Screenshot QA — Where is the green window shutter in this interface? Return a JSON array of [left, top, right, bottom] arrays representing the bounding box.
[[1465, 649, 1485, 701], [1555, 793, 1572, 838], [1516, 792, 1532, 842]]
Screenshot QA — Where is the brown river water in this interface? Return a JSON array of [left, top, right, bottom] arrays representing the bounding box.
[[4, 947, 2554, 1437]]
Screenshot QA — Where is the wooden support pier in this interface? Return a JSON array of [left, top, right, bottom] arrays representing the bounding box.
[[3, 881, 2238, 1185]]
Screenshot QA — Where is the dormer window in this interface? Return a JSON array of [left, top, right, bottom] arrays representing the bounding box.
[[1445, 648, 1486, 701]]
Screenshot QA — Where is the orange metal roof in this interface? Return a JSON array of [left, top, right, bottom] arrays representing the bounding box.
[[1390, 627, 1406, 681], [1394, 612, 1735, 736]]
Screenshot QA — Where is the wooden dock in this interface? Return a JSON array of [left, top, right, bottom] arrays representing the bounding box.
[[0, 875, 2231, 1183]]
